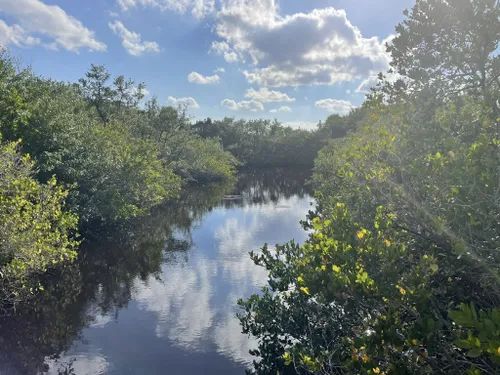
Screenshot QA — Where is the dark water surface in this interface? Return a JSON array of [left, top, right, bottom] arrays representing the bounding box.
[[0, 168, 314, 375]]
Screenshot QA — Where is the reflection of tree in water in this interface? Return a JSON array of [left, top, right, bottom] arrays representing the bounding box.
[[0, 264, 87, 375], [222, 167, 311, 208], [0, 169, 309, 374]]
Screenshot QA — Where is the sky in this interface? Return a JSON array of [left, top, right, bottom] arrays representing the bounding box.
[[0, 0, 415, 129]]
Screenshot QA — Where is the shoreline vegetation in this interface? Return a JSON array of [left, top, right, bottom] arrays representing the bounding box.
[[238, 1, 500, 374]]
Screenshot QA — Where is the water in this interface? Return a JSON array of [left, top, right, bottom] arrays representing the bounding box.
[[0, 168, 314, 375]]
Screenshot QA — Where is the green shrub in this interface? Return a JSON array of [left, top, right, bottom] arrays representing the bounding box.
[[0, 136, 78, 307]]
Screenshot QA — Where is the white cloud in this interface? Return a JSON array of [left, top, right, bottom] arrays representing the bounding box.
[[283, 121, 318, 130], [221, 99, 264, 112], [168, 96, 200, 108], [315, 98, 354, 114], [210, 41, 239, 63], [117, 0, 215, 19], [188, 71, 220, 84], [214, 67, 225, 73], [0, 20, 40, 48], [0, 0, 106, 52], [109, 21, 160, 56], [346, 89, 351, 94], [244, 87, 295, 103], [270, 106, 292, 113], [214, 0, 391, 87]]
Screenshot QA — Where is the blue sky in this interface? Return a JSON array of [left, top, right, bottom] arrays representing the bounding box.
[[0, 0, 414, 129]]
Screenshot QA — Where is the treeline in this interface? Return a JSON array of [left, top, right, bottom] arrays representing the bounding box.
[[195, 118, 321, 166], [239, 1, 500, 375], [193, 108, 366, 167]]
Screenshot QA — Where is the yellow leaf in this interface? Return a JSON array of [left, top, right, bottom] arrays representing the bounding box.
[[297, 276, 304, 283], [300, 287, 310, 295], [357, 231, 364, 239], [399, 287, 407, 295], [332, 265, 341, 273], [385, 239, 391, 247], [373, 367, 380, 374]]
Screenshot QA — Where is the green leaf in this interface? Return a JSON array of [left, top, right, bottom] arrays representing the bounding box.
[[466, 348, 482, 358], [492, 309, 500, 325], [483, 319, 495, 335], [470, 302, 478, 321], [453, 339, 472, 349]]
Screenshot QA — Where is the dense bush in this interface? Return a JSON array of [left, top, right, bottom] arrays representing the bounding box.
[[0, 135, 79, 309], [239, 1, 500, 374]]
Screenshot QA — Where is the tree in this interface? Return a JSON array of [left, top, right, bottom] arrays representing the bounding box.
[[78, 65, 145, 124], [388, 0, 500, 103]]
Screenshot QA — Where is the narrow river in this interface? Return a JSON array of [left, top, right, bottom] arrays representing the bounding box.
[[0, 168, 314, 375]]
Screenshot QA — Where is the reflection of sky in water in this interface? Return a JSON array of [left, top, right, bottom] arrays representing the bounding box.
[[45, 194, 313, 375]]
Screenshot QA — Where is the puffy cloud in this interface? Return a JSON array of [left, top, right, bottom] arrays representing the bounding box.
[[210, 41, 239, 63], [221, 99, 264, 112], [168, 96, 200, 108], [0, 0, 106, 52], [117, 0, 215, 19], [315, 98, 354, 114], [283, 121, 318, 130], [0, 20, 40, 48], [109, 21, 160, 56], [244, 87, 295, 103], [188, 71, 220, 84], [214, 0, 391, 87], [214, 67, 226, 73], [270, 106, 292, 113]]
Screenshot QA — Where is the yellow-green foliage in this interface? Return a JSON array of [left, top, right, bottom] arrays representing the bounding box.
[[0, 136, 78, 305]]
